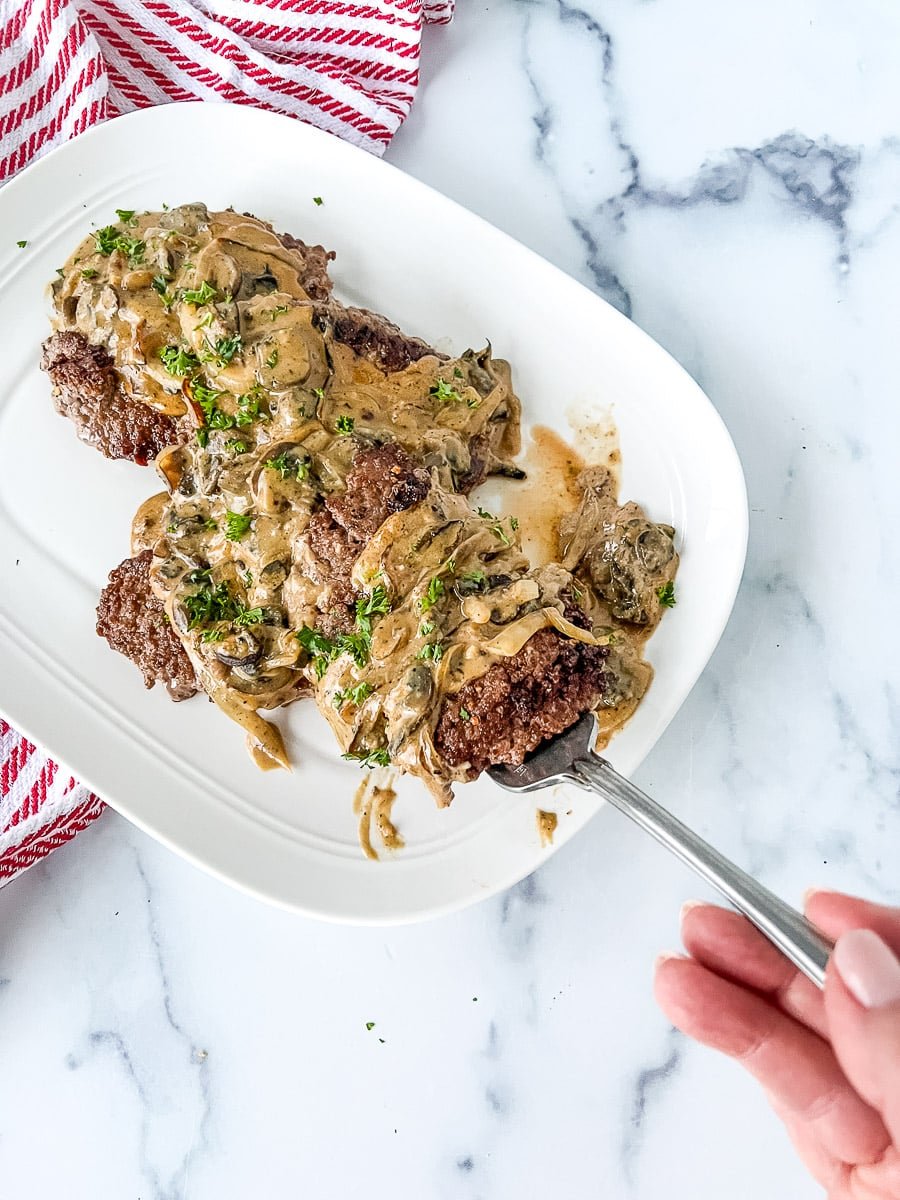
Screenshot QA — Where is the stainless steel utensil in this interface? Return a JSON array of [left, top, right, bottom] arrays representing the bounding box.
[[488, 713, 832, 988]]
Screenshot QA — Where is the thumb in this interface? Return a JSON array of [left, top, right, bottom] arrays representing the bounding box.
[[825, 928, 900, 1147]]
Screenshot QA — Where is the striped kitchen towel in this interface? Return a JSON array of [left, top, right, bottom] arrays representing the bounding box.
[[0, 0, 453, 179], [0, 0, 452, 884]]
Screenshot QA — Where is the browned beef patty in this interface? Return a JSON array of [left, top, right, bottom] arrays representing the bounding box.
[[41, 331, 189, 464], [274, 229, 335, 301], [305, 443, 432, 635], [305, 509, 361, 638], [96, 551, 198, 701], [326, 305, 436, 373], [434, 630, 617, 777], [325, 442, 431, 542]]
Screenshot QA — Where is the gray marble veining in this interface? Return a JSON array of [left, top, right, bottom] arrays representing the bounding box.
[[3, 1, 900, 1196]]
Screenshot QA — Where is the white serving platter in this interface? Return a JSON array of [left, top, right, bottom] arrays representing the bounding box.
[[0, 102, 747, 923]]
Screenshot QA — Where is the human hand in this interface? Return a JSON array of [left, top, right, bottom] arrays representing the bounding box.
[[654, 891, 900, 1198]]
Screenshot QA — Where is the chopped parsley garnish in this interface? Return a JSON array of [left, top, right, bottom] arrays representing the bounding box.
[[453, 366, 463, 378], [151, 274, 177, 308], [183, 579, 239, 629], [192, 382, 226, 413], [182, 280, 217, 306], [196, 312, 214, 330], [224, 510, 252, 541], [16, 239, 26, 248], [416, 642, 444, 662], [430, 376, 464, 404], [196, 429, 209, 447], [418, 620, 435, 637], [313, 386, 325, 400], [313, 196, 324, 206], [418, 576, 445, 613], [338, 630, 372, 668], [296, 587, 388, 676], [93, 225, 145, 264], [80, 267, 98, 279], [235, 388, 268, 426], [343, 749, 391, 769], [335, 415, 355, 435], [115, 208, 137, 225], [476, 507, 517, 546], [200, 628, 225, 643], [233, 606, 265, 627], [456, 569, 486, 595], [459, 707, 471, 721], [212, 334, 243, 365], [296, 626, 337, 675], [265, 453, 309, 481], [265, 348, 279, 369], [270, 304, 289, 320], [93, 226, 120, 255], [657, 581, 676, 608], [225, 438, 249, 454], [365, 1021, 375, 1030], [355, 585, 390, 632], [160, 344, 200, 377], [333, 681, 374, 709]]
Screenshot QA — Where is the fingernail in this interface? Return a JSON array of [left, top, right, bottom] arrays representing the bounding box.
[[833, 929, 900, 1009], [655, 952, 682, 970], [680, 899, 706, 924], [803, 886, 829, 907]]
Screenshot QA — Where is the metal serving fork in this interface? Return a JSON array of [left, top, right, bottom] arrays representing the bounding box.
[[489, 713, 833, 988]]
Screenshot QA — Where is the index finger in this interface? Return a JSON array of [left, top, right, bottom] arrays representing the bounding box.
[[806, 891, 900, 955]]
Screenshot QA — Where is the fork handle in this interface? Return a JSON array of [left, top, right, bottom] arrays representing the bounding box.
[[571, 755, 833, 988]]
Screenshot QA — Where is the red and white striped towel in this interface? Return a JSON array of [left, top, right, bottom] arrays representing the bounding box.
[[0, 0, 452, 884]]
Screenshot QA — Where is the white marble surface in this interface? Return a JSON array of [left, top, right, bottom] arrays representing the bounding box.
[[3, 2, 900, 1196]]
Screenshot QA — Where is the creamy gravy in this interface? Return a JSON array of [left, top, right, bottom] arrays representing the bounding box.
[[52, 204, 679, 825], [536, 809, 558, 847]]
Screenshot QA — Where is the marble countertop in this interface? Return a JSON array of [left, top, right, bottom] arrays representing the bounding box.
[[3, 2, 900, 1196]]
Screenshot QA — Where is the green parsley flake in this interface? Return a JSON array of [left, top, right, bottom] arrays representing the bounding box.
[[160, 345, 200, 377], [151, 274, 177, 308], [182, 280, 217, 306], [365, 1021, 375, 1030], [657, 581, 676, 608], [93, 225, 145, 264], [265, 348, 279, 369], [115, 209, 137, 225], [213, 334, 243, 365], [418, 576, 445, 613], [355, 586, 390, 632], [265, 452, 309, 482], [476, 507, 517, 546], [16, 239, 27, 249], [343, 749, 391, 769], [459, 707, 471, 722], [313, 196, 324, 206], [333, 682, 374, 710], [224, 510, 252, 541], [81, 268, 98, 279], [416, 642, 444, 662], [430, 376, 463, 404]]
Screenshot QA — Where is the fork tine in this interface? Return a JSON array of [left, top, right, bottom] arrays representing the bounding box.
[[487, 712, 597, 793]]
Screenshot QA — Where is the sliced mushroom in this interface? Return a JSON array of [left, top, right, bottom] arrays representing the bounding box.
[[214, 630, 262, 670]]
